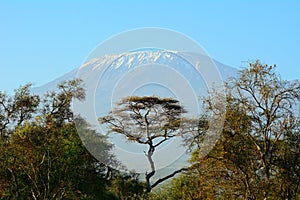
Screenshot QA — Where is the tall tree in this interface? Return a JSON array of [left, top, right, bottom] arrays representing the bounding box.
[[228, 61, 300, 199], [100, 96, 198, 193], [162, 61, 300, 199]]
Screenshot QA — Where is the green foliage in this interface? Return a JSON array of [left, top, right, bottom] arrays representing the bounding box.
[[1, 122, 112, 199], [0, 80, 122, 200], [109, 171, 146, 200]]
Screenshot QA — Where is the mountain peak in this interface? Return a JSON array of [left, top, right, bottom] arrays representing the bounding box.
[[80, 50, 199, 72]]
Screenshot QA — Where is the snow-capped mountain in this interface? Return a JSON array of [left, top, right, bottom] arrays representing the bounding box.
[[34, 50, 237, 93]]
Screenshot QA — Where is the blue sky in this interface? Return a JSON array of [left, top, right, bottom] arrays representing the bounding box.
[[1, 1, 300, 93]]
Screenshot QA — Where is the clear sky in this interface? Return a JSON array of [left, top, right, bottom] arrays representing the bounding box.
[[1, 1, 299, 93]]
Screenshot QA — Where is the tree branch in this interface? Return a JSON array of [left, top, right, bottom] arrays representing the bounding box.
[[150, 167, 189, 189]]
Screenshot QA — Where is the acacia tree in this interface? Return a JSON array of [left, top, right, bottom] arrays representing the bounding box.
[[100, 96, 198, 193]]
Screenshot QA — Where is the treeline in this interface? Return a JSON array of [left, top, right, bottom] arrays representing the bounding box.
[[1, 61, 300, 199]]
